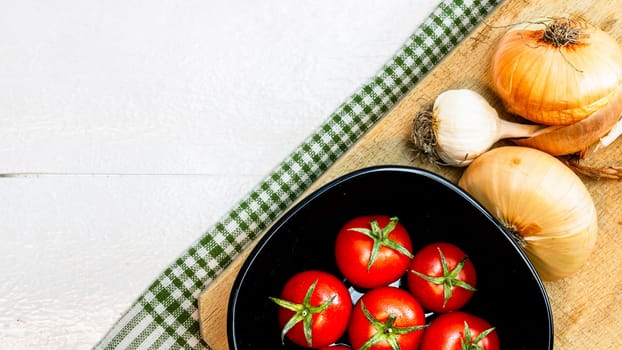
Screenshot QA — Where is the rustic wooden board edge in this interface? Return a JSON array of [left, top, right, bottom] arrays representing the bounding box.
[[198, 243, 253, 350]]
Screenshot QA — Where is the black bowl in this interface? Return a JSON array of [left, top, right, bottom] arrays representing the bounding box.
[[227, 165, 553, 349]]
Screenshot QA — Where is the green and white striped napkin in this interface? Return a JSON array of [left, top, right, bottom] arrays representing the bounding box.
[[95, 0, 502, 348]]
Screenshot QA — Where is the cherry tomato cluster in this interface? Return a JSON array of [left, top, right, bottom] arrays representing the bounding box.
[[269, 215, 500, 350]]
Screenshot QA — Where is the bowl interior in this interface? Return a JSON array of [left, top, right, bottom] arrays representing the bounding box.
[[227, 165, 553, 349]]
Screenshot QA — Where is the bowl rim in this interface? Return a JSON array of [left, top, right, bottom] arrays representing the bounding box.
[[227, 164, 554, 349]]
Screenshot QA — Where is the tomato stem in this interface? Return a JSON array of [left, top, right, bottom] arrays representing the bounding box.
[[269, 279, 336, 347], [460, 321, 496, 350], [358, 300, 426, 350], [410, 246, 476, 308], [347, 216, 414, 271]]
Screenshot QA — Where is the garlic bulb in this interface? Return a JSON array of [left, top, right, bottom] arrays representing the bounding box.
[[411, 89, 546, 167], [458, 146, 598, 281]]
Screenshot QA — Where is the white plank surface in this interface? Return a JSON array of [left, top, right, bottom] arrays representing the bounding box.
[[0, 1, 441, 348]]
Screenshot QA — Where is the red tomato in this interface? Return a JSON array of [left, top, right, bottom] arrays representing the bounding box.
[[406, 242, 476, 313], [419, 311, 500, 350], [335, 216, 413, 289], [270, 270, 352, 348], [348, 286, 426, 350]]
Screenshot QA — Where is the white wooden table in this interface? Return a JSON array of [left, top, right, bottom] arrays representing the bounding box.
[[0, 1, 441, 348]]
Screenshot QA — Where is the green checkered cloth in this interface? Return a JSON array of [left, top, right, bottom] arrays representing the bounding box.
[[95, 0, 502, 349]]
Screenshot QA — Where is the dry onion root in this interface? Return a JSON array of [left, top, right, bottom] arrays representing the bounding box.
[[559, 154, 622, 180], [458, 146, 598, 281]]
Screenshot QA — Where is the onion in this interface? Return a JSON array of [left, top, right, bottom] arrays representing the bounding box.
[[491, 15, 622, 126], [490, 15, 622, 156], [458, 146, 598, 281]]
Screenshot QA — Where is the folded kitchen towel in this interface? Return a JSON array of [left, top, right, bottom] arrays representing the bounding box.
[[95, 0, 503, 349]]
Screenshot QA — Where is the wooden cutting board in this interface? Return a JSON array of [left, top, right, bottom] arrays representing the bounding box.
[[198, 0, 622, 349]]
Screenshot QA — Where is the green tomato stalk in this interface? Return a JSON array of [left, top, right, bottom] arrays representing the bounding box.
[[410, 246, 476, 308], [358, 300, 426, 350], [348, 216, 414, 271], [460, 321, 496, 350], [269, 279, 335, 347]]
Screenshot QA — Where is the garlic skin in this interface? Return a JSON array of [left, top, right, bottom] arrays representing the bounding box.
[[413, 89, 544, 166], [458, 146, 598, 281], [433, 89, 500, 166]]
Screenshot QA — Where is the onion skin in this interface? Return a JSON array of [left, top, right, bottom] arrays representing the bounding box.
[[458, 146, 598, 281], [514, 83, 622, 155], [491, 16, 622, 126]]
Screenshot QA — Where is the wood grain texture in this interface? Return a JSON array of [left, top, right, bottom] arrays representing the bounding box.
[[199, 0, 622, 348]]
